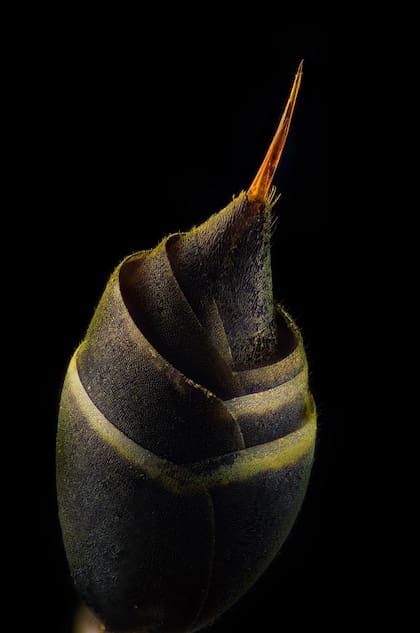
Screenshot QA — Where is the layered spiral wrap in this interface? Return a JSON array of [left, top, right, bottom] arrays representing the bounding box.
[[57, 195, 316, 633]]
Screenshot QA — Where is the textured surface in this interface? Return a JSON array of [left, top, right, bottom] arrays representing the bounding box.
[[57, 193, 316, 632], [57, 354, 315, 632], [57, 367, 215, 632], [168, 194, 278, 369], [77, 260, 244, 463]]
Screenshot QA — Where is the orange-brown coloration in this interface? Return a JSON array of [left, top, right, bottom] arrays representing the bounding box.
[[248, 60, 303, 204]]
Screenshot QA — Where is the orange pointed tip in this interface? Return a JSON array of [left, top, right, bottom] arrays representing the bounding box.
[[247, 61, 303, 205]]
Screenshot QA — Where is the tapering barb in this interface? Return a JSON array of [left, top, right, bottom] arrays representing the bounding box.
[[248, 60, 303, 204]]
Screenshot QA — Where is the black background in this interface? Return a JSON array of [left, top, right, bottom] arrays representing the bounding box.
[[20, 20, 345, 633]]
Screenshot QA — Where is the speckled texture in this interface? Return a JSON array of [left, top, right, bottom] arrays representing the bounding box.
[[57, 372, 214, 632], [57, 192, 316, 633], [168, 194, 278, 369], [77, 261, 244, 463], [57, 356, 315, 633]]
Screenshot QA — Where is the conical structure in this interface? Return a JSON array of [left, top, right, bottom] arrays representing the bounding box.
[[57, 62, 316, 633]]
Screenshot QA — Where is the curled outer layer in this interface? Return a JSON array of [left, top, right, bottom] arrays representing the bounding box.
[[56, 219, 316, 633]]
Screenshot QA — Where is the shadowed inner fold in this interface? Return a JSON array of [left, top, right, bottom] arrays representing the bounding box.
[[120, 243, 297, 402], [119, 241, 307, 447], [118, 193, 308, 447]]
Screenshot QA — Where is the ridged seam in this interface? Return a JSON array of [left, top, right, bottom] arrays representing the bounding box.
[[65, 352, 316, 496]]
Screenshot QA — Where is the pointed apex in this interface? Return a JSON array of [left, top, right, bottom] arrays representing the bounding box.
[[247, 61, 303, 205]]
